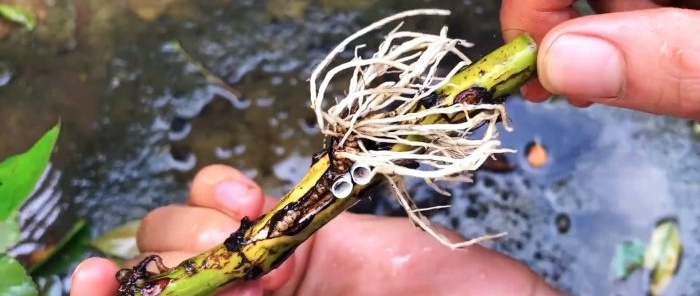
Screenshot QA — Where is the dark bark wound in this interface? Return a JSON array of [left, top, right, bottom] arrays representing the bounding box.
[[454, 87, 495, 105], [116, 255, 171, 296], [224, 216, 253, 252]]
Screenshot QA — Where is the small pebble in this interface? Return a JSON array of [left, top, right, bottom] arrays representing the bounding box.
[[525, 140, 548, 168], [555, 213, 570, 234]]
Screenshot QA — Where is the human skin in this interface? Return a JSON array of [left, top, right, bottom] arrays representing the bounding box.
[[501, 0, 700, 120], [70, 165, 562, 296]]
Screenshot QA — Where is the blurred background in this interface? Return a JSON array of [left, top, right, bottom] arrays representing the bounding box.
[[0, 0, 698, 295]]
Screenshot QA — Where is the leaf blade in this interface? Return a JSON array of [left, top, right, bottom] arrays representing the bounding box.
[[91, 219, 141, 260], [0, 4, 37, 31], [0, 123, 60, 220], [0, 254, 38, 296], [0, 218, 20, 253]]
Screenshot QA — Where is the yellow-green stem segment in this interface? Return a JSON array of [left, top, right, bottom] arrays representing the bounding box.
[[116, 34, 538, 296], [438, 33, 537, 104]]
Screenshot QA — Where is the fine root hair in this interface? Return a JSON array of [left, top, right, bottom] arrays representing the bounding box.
[[309, 9, 511, 249]]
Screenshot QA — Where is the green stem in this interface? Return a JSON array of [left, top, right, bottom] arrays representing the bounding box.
[[116, 33, 538, 296], [437, 33, 537, 103]]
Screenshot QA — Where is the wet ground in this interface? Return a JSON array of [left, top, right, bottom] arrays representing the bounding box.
[[362, 98, 700, 295], [1, 0, 698, 295]]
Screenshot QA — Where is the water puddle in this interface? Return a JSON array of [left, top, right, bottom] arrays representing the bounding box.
[[371, 98, 700, 295]]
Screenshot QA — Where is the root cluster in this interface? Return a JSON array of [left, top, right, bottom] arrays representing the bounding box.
[[309, 9, 510, 249]]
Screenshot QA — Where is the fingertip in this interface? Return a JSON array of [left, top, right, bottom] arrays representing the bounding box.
[[538, 30, 626, 100], [500, 0, 580, 43], [566, 96, 594, 108], [190, 164, 265, 219], [70, 257, 120, 296], [520, 80, 552, 102], [190, 164, 251, 202], [214, 180, 265, 219]]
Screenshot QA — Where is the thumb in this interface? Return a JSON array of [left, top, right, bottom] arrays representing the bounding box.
[[537, 7, 700, 119]]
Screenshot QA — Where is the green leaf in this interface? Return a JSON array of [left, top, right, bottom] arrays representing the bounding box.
[[644, 217, 682, 296], [610, 239, 646, 280], [29, 219, 90, 276], [0, 254, 38, 296], [0, 218, 20, 253], [0, 4, 37, 31], [0, 122, 60, 221], [91, 219, 141, 260]]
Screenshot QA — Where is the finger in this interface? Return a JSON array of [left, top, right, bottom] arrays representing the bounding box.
[[538, 8, 700, 119], [189, 164, 265, 220], [587, 0, 662, 13], [70, 257, 120, 296], [499, 0, 579, 100], [294, 214, 562, 295], [519, 79, 552, 102], [499, 0, 662, 101], [500, 0, 579, 43], [566, 96, 594, 108], [260, 250, 296, 291], [137, 205, 237, 252], [138, 196, 283, 253]]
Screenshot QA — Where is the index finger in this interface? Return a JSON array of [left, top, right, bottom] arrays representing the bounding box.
[[499, 0, 580, 101], [499, 0, 579, 43]]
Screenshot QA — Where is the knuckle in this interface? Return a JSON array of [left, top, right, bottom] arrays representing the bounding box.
[[660, 46, 700, 117]]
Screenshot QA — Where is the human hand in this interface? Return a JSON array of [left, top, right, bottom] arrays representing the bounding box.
[[500, 0, 700, 120], [70, 164, 562, 296]]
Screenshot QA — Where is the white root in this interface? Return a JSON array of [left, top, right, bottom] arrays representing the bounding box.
[[309, 9, 511, 249], [386, 176, 507, 250]]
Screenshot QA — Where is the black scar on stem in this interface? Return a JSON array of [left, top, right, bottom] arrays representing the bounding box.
[[224, 216, 253, 252]]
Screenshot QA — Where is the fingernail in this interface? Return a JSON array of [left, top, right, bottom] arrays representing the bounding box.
[[540, 34, 625, 100], [216, 181, 252, 211]]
